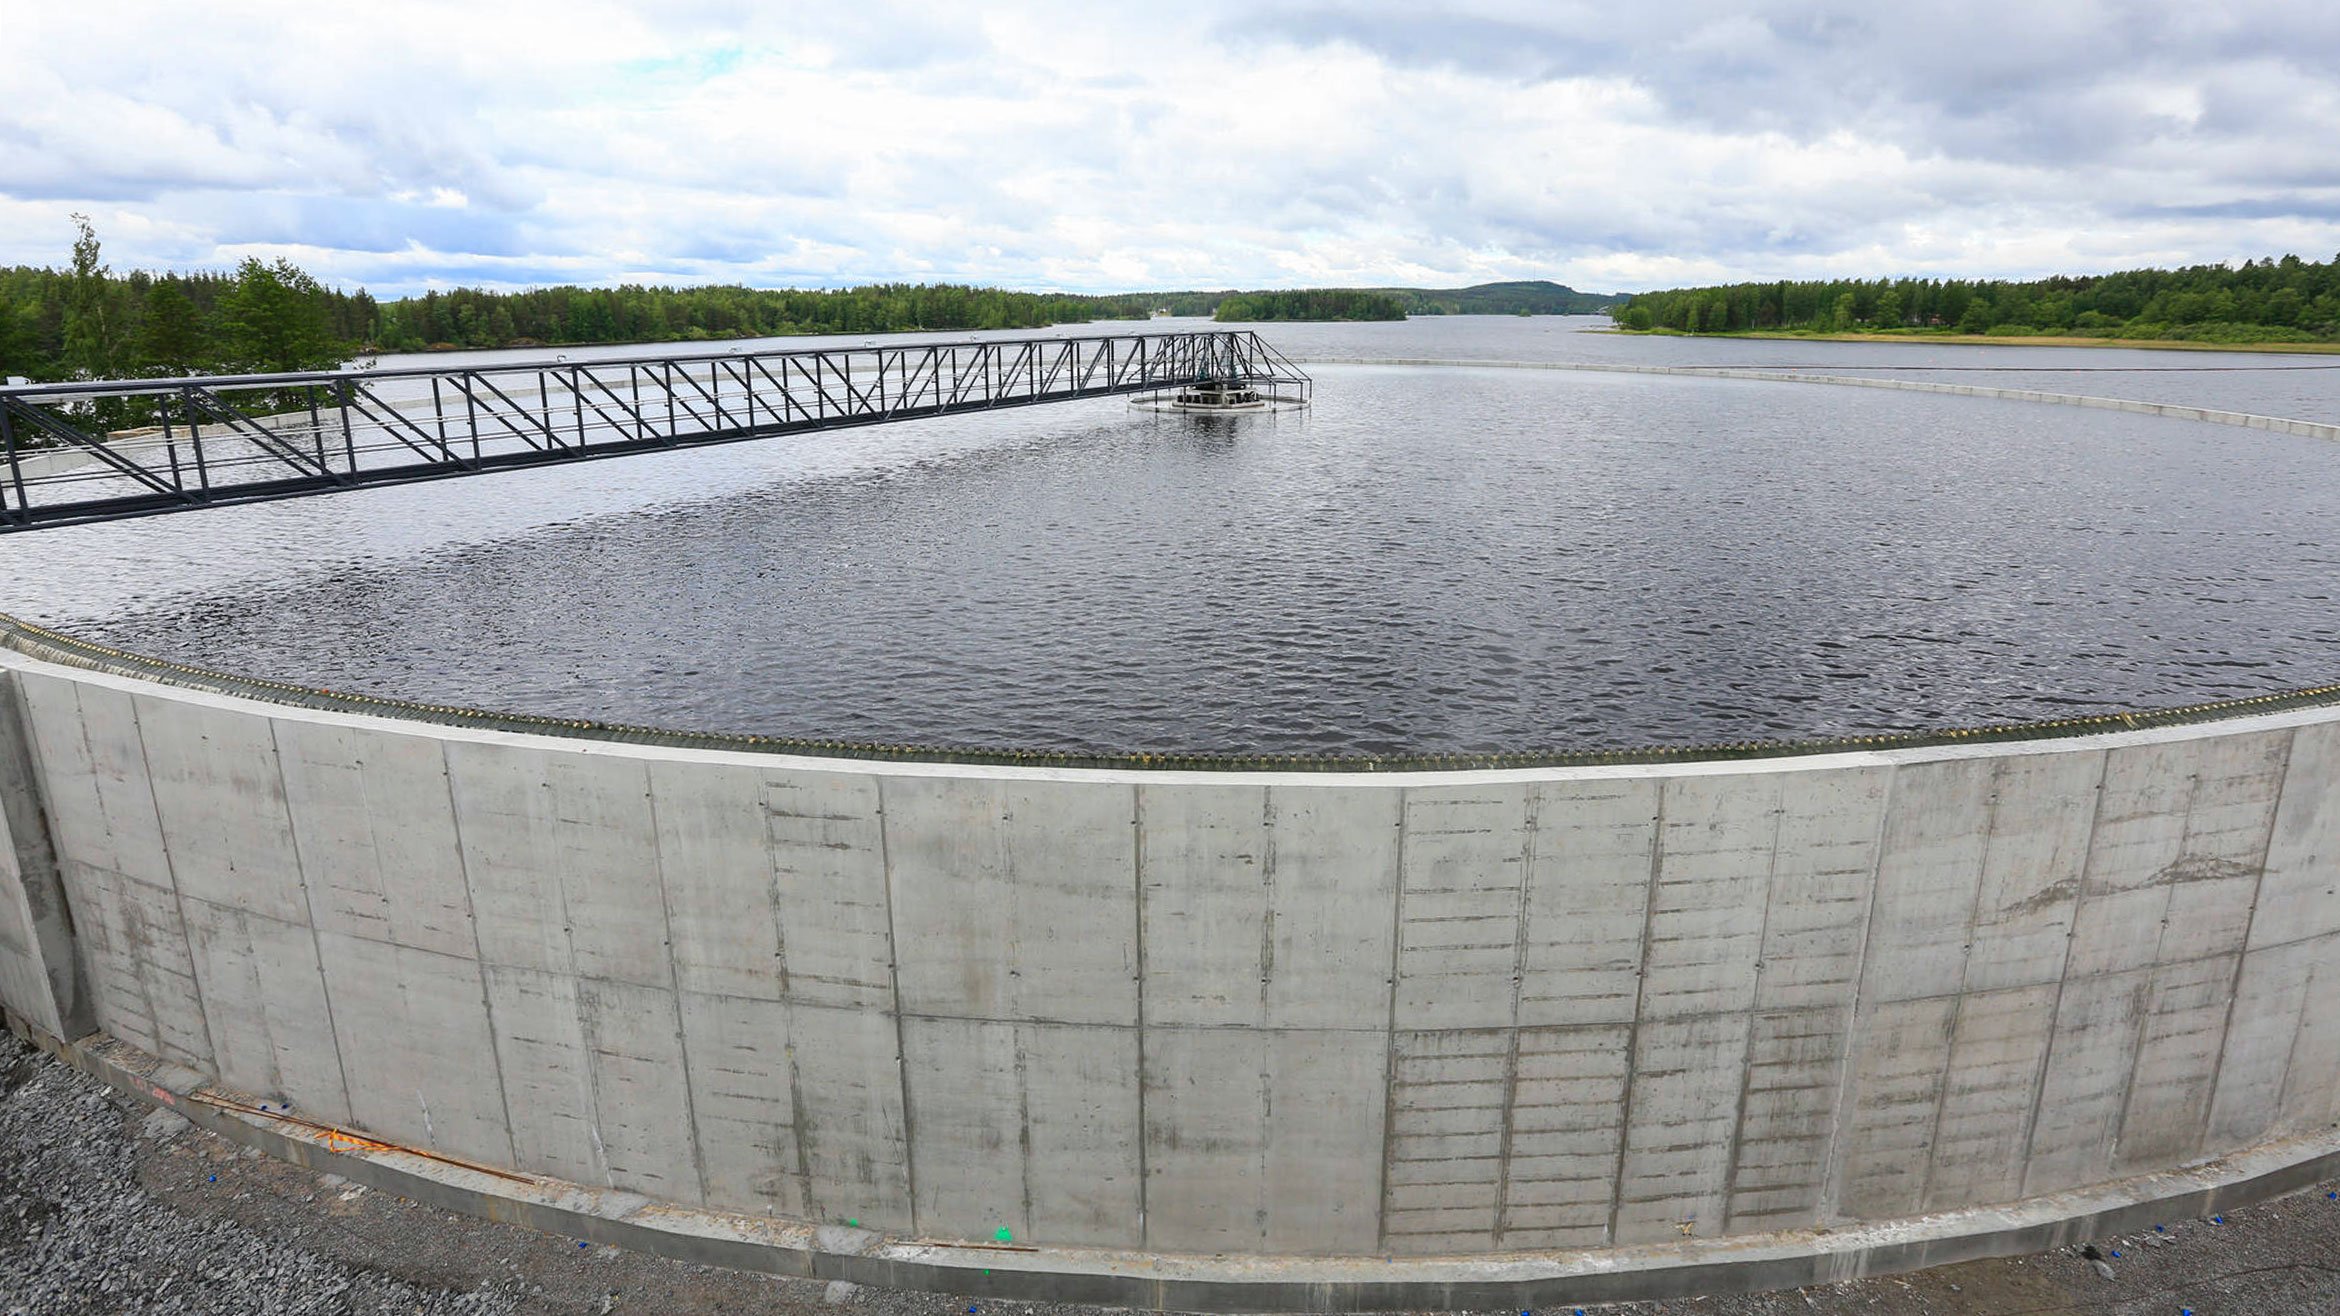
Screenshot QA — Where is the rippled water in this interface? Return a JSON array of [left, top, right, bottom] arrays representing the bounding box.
[[7, 318, 2340, 755]]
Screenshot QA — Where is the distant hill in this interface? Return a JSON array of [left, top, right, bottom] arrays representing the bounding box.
[[1382, 280, 1627, 316], [1127, 279, 1626, 323]]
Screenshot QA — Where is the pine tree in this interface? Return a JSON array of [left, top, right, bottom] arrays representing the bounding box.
[[139, 281, 204, 374], [61, 213, 120, 378], [221, 257, 347, 372]]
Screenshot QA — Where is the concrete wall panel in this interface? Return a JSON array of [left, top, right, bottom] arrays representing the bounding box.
[[1500, 1024, 1630, 1247], [1395, 787, 1529, 1031], [2206, 936, 2317, 1146], [1382, 1027, 1507, 1249], [1253, 786, 1399, 1031], [1143, 784, 1397, 1031], [678, 991, 913, 1229], [903, 1016, 1141, 1247], [886, 778, 1138, 1026], [5, 647, 2338, 1263], [1259, 1027, 1388, 1254], [2254, 720, 2340, 949], [2023, 969, 2151, 1196], [649, 763, 777, 1001], [1864, 758, 1991, 1004], [1834, 996, 1955, 1219], [1962, 751, 2100, 993], [483, 965, 700, 1200], [1754, 769, 1888, 1012], [315, 930, 511, 1166], [2066, 744, 2194, 979], [2155, 732, 2287, 965], [483, 962, 610, 1186], [0, 824, 51, 1034], [17, 674, 171, 889], [1614, 1013, 1751, 1242], [1144, 1025, 1383, 1256], [2275, 941, 2340, 1134], [1517, 779, 1656, 1028], [573, 977, 703, 1203], [134, 695, 305, 923], [177, 896, 348, 1121], [0, 672, 76, 1037], [1923, 983, 2058, 1210], [652, 763, 894, 1011], [278, 720, 473, 959], [2062, 734, 2284, 980], [1640, 777, 1773, 1020], [2115, 955, 2238, 1171], [677, 990, 810, 1218], [1135, 783, 1270, 1028], [1725, 1006, 1849, 1230], [448, 744, 672, 989], [787, 1001, 913, 1227], [54, 858, 210, 1068]]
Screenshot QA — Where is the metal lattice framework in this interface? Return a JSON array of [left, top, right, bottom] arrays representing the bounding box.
[[0, 330, 1309, 532]]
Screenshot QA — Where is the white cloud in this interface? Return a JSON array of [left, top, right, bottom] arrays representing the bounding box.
[[2, 0, 2337, 294]]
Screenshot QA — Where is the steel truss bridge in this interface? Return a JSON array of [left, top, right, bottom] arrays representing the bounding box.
[[0, 330, 1309, 532]]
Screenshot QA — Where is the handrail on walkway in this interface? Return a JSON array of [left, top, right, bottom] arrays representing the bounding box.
[[0, 330, 1310, 532]]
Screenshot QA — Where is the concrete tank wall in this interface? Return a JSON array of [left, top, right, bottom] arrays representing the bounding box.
[[1, 646, 2337, 1259]]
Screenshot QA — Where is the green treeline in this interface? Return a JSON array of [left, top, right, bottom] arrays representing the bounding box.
[[0, 216, 374, 382], [1212, 289, 1407, 322], [1616, 255, 2340, 344], [0, 218, 1631, 387], [372, 283, 1168, 351]]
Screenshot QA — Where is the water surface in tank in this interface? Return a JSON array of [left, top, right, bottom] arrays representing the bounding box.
[[9, 318, 2340, 755]]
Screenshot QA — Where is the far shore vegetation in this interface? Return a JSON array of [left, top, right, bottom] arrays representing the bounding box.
[[0, 218, 1619, 385], [1614, 326, 2340, 355], [1212, 289, 1408, 321], [1614, 256, 2340, 348]]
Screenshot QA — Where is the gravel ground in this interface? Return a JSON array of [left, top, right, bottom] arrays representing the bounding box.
[[5, 1030, 2337, 1315]]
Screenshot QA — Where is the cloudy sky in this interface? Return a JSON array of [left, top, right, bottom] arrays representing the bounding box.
[[5, 1, 2338, 297]]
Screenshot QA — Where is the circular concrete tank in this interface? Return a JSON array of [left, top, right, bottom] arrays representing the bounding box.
[[1, 610, 2337, 1308], [5, 350, 2340, 1309]]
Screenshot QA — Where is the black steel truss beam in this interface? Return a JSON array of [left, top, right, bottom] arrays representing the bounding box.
[[0, 330, 1308, 533]]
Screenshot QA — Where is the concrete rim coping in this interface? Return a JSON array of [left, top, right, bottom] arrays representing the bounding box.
[[11, 1010, 2336, 1312], [4, 607, 2340, 779], [8, 634, 2340, 788]]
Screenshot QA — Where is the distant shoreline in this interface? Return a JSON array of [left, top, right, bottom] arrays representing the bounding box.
[[1606, 327, 2340, 356]]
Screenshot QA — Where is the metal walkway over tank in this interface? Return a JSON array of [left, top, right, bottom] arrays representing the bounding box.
[[0, 329, 1310, 532]]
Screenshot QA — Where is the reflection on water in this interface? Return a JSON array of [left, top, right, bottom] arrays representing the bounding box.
[[6, 319, 2340, 755]]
